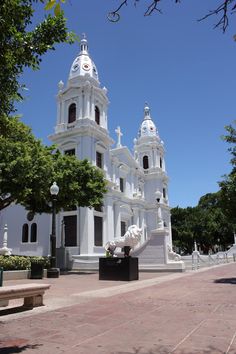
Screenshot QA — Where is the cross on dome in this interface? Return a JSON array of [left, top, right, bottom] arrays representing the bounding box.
[[115, 126, 123, 148], [68, 34, 99, 83], [80, 33, 89, 55], [138, 103, 158, 138], [144, 102, 151, 120]]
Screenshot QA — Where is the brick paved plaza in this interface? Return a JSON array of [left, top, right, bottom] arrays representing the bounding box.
[[1, 263, 236, 353]]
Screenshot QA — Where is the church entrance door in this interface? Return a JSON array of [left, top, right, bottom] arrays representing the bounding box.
[[64, 215, 77, 246]]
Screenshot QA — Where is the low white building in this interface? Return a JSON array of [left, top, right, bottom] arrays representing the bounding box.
[[0, 36, 178, 270]]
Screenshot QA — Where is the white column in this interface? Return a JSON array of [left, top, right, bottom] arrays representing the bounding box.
[[104, 106, 108, 130], [84, 89, 90, 118], [139, 209, 145, 243], [139, 209, 144, 230], [61, 100, 65, 124], [78, 93, 83, 119], [151, 150, 154, 168], [56, 97, 61, 125], [157, 205, 164, 229], [105, 196, 114, 243], [91, 88, 95, 120], [133, 207, 139, 226], [79, 207, 94, 254], [163, 158, 166, 172], [112, 162, 115, 183], [114, 201, 121, 239]]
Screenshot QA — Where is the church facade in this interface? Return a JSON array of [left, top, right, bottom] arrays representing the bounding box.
[[1, 36, 172, 265]]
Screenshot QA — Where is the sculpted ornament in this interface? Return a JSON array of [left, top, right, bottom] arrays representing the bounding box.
[[167, 244, 181, 262], [105, 225, 142, 257]]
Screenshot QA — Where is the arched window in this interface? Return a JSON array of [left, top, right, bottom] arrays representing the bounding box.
[[30, 223, 37, 243], [68, 103, 76, 123], [143, 155, 149, 170], [163, 188, 166, 199], [95, 106, 100, 125], [160, 157, 163, 169], [22, 224, 29, 243]]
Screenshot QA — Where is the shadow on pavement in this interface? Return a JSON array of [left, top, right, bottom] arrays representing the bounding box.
[[115, 344, 222, 354], [0, 345, 41, 354], [0, 306, 32, 317], [214, 277, 236, 284], [60, 271, 97, 276]]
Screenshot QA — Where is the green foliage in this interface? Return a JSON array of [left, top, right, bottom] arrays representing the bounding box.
[[171, 192, 235, 254], [0, 0, 74, 115], [172, 122, 236, 254], [219, 171, 236, 225], [0, 256, 29, 270], [30, 256, 50, 268], [0, 255, 50, 270], [0, 115, 107, 213], [171, 206, 199, 254], [0, 115, 54, 210], [22, 153, 108, 214], [44, 0, 65, 16], [0, 1, 106, 213], [52, 155, 107, 211], [219, 121, 236, 225], [221, 121, 236, 166]]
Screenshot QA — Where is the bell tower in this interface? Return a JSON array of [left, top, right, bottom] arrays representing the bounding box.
[[134, 104, 166, 175], [49, 35, 114, 255], [134, 104, 171, 237], [50, 34, 113, 162]]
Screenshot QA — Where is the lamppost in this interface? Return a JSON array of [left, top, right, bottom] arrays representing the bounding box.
[[47, 182, 60, 278]]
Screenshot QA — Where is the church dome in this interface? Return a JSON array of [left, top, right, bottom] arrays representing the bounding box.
[[68, 35, 99, 83], [138, 104, 158, 138]]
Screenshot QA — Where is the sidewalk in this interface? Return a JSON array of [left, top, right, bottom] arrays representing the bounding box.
[[1, 264, 236, 353]]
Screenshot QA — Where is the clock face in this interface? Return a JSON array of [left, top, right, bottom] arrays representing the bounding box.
[[72, 63, 79, 72], [82, 63, 90, 71]]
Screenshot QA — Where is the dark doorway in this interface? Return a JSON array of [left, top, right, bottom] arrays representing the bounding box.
[[121, 221, 126, 236], [94, 216, 103, 246], [64, 215, 77, 246]]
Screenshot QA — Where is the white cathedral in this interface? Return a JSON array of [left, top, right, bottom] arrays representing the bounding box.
[[1, 36, 184, 271]]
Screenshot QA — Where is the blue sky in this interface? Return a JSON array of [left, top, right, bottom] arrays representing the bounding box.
[[18, 1, 236, 208]]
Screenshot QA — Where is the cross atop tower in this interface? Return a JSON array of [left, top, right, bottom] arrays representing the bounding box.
[[115, 126, 123, 148]]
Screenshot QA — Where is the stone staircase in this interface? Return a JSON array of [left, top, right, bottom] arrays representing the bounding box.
[[72, 255, 100, 272], [69, 229, 185, 272], [131, 236, 165, 264]]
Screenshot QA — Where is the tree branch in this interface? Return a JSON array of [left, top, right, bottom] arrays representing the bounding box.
[[107, 0, 235, 34], [144, 0, 162, 16], [107, 0, 181, 21], [107, 0, 128, 22], [0, 195, 14, 211], [198, 0, 236, 32]]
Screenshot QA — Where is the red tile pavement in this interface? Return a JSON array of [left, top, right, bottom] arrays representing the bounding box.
[[0, 264, 236, 353]]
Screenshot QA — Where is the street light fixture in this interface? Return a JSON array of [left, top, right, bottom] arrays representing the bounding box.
[[47, 182, 60, 278]]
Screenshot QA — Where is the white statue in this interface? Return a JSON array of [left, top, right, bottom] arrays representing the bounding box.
[[0, 224, 12, 256], [105, 225, 142, 257], [167, 244, 181, 262]]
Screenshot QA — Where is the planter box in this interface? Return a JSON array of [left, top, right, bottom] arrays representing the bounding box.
[[0, 267, 3, 287], [30, 263, 44, 279], [3, 269, 47, 281], [99, 257, 139, 281]]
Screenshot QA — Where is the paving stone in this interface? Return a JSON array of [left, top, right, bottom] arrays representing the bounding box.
[[1, 264, 236, 353]]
